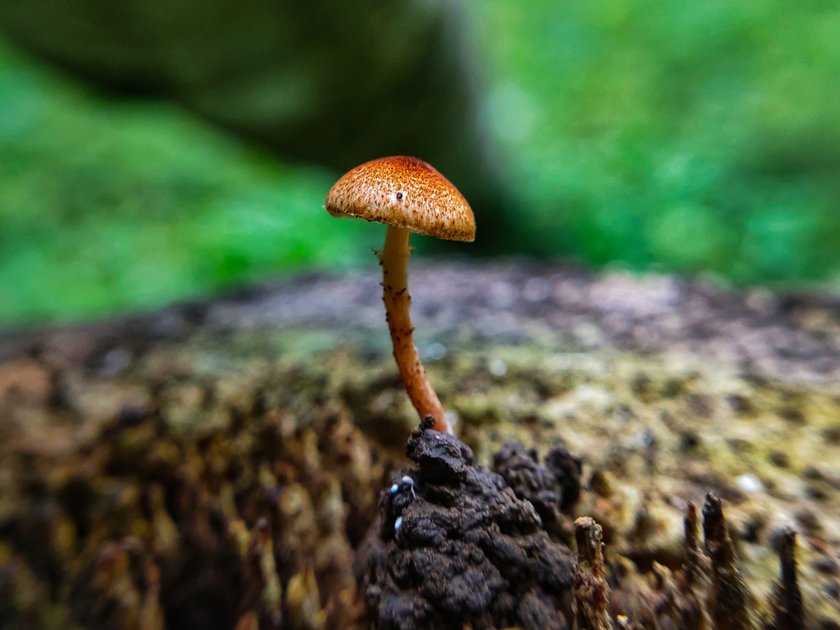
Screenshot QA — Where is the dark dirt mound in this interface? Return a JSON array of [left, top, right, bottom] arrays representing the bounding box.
[[357, 418, 581, 629]]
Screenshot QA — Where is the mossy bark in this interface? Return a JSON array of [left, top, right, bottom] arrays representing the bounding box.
[[1, 264, 838, 628]]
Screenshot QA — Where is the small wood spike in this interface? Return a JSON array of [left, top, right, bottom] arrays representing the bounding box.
[[768, 527, 805, 630], [702, 493, 754, 630], [677, 501, 711, 629], [573, 516, 611, 630]]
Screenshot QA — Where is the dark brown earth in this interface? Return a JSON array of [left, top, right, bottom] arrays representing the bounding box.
[[358, 418, 578, 629], [1, 263, 838, 628]]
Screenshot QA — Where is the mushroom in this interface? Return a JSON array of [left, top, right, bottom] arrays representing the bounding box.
[[326, 156, 475, 433]]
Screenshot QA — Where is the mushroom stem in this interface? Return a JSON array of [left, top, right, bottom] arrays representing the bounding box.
[[378, 225, 449, 432]]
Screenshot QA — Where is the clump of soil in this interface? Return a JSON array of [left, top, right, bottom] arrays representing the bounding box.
[[493, 441, 581, 542], [357, 418, 581, 629]]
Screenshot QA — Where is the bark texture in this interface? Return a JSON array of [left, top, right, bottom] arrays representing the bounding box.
[[1, 263, 838, 628]]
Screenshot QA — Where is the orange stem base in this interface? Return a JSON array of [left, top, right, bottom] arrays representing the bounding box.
[[378, 226, 449, 433]]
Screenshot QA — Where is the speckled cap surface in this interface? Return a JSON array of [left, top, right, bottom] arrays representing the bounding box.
[[325, 156, 476, 242]]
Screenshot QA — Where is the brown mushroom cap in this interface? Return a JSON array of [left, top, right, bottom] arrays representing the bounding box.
[[325, 156, 476, 242]]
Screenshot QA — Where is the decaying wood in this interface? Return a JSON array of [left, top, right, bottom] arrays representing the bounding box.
[[1, 263, 838, 627]]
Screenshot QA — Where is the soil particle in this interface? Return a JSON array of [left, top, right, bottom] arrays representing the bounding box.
[[357, 418, 576, 629], [492, 441, 581, 540]]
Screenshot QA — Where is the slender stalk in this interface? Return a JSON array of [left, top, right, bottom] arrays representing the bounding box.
[[378, 225, 449, 432]]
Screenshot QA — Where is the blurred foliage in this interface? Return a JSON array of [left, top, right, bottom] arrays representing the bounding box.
[[473, 0, 840, 284], [0, 41, 367, 324], [2, 0, 840, 324]]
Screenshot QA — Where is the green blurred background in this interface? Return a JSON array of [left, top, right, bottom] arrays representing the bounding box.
[[1, 0, 838, 325]]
